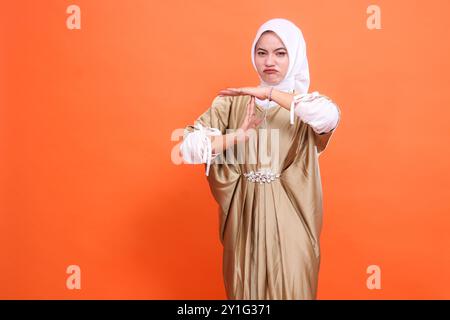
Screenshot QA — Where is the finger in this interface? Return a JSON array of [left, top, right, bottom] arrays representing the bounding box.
[[246, 98, 252, 118], [219, 89, 238, 96], [255, 117, 264, 127], [245, 103, 249, 118], [247, 97, 254, 118], [229, 87, 245, 95], [250, 96, 255, 116], [219, 90, 233, 96], [224, 87, 250, 96]]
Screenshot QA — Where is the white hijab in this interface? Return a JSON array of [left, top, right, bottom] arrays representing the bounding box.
[[251, 18, 310, 109]]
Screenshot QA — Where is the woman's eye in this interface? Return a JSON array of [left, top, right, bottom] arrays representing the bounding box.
[[257, 51, 286, 56]]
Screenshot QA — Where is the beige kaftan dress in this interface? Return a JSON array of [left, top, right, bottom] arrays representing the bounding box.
[[184, 94, 324, 300]]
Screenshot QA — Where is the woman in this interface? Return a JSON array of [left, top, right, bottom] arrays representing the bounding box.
[[180, 18, 341, 300]]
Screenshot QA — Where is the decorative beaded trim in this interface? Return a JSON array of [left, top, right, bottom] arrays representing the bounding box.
[[243, 169, 281, 184]]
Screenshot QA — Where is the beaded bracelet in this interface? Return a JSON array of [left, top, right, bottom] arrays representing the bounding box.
[[268, 87, 274, 101]]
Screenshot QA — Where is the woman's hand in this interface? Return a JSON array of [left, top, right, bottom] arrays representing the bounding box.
[[218, 86, 270, 100], [210, 96, 263, 151], [218, 87, 266, 141], [238, 96, 264, 141]]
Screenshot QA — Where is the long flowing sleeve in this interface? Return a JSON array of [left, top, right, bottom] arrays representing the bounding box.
[[180, 123, 222, 176], [290, 91, 341, 134], [180, 96, 233, 176], [181, 96, 244, 244]]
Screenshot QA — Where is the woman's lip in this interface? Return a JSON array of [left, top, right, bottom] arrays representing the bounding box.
[[264, 70, 278, 73]]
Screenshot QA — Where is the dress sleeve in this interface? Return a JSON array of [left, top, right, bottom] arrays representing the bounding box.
[[181, 96, 240, 243], [180, 96, 232, 176], [289, 91, 341, 134]]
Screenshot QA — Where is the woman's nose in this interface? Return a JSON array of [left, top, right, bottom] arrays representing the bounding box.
[[265, 54, 275, 66]]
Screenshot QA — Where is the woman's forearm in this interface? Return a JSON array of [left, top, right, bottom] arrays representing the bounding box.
[[269, 89, 295, 110], [210, 131, 247, 154]]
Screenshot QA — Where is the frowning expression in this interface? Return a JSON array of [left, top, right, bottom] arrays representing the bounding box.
[[254, 31, 289, 85]]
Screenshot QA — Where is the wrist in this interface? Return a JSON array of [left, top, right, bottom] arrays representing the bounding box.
[[234, 129, 249, 142], [267, 87, 274, 101]]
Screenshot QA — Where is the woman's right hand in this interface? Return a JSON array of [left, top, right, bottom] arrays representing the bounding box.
[[211, 96, 263, 152], [238, 96, 264, 140]]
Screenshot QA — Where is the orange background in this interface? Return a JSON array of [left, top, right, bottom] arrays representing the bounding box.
[[1, 0, 449, 299]]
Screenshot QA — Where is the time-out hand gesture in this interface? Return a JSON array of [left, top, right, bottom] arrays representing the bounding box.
[[237, 96, 264, 141], [218, 87, 270, 100]]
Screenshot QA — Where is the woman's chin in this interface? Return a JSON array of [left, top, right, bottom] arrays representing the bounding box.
[[262, 75, 282, 85], [266, 79, 281, 86]]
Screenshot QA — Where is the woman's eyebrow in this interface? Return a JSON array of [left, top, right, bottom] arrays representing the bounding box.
[[257, 47, 287, 52]]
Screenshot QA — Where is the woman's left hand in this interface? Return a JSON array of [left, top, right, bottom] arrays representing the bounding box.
[[219, 87, 270, 100]]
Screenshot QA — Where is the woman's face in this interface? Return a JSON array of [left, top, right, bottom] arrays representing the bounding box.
[[254, 31, 289, 85]]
